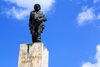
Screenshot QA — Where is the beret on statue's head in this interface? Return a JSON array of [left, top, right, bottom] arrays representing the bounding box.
[[34, 4, 41, 11]]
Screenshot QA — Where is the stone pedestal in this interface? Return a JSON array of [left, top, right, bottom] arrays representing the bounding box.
[[18, 43, 49, 67]]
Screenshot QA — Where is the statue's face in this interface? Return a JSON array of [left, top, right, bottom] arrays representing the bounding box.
[[34, 4, 41, 11], [35, 6, 40, 11]]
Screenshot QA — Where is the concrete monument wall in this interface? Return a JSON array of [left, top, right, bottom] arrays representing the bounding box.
[[18, 43, 49, 67]]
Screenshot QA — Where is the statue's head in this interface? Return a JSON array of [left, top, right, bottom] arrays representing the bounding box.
[[34, 4, 41, 11]]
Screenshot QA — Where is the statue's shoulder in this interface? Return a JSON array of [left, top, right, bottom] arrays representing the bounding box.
[[38, 11, 44, 15], [38, 11, 43, 13], [30, 10, 36, 14]]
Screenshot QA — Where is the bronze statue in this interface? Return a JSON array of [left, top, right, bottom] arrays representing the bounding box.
[[29, 4, 47, 43]]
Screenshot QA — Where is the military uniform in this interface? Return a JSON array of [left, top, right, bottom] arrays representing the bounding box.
[[29, 10, 47, 42]]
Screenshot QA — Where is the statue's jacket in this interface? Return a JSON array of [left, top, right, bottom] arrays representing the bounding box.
[[29, 10, 47, 34]]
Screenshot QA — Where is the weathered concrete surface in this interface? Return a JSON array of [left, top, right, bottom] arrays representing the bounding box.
[[18, 43, 49, 67]]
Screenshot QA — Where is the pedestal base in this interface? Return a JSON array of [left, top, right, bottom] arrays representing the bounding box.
[[18, 43, 49, 67]]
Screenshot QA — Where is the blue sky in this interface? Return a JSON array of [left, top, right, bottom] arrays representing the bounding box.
[[1, 0, 100, 67]]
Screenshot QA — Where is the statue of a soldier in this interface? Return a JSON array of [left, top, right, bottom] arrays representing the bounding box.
[[29, 4, 47, 43]]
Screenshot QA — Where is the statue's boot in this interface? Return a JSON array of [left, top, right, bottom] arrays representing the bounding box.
[[32, 37, 36, 42]]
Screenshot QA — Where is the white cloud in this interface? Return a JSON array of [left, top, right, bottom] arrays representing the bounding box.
[[81, 44, 100, 67], [77, 6, 95, 26], [97, 14, 100, 19], [94, 0, 99, 3], [6, 7, 30, 19], [4, 0, 55, 19]]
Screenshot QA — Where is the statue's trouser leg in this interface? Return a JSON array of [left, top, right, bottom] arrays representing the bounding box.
[[36, 33, 41, 42], [36, 26, 41, 42], [32, 32, 36, 42]]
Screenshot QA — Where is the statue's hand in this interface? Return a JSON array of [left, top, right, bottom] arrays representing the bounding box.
[[36, 19, 39, 22], [34, 15, 39, 20]]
